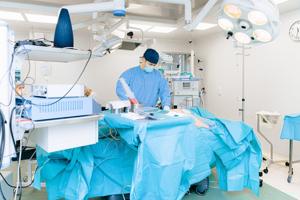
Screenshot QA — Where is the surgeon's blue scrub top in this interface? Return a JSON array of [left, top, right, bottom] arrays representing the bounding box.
[[116, 66, 171, 107]]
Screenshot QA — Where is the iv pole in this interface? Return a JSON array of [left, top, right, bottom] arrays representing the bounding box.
[[241, 45, 245, 122], [238, 45, 249, 122]]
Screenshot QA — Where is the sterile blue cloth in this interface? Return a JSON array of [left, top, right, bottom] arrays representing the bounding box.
[[280, 114, 300, 141], [88, 139, 136, 197], [104, 113, 199, 200], [190, 107, 262, 195], [209, 119, 262, 194], [116, 66, 171, 107], [33, 107, 262, 200], [33, 146, 94, 200]]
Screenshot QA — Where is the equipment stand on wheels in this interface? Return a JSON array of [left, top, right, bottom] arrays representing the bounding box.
[[256, 112, 284, 174]]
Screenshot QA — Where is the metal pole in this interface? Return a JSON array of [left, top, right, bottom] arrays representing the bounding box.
[[289, 140, 293, 175], [241, 45, 245, 122]]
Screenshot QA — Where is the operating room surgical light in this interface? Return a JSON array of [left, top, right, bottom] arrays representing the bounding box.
[[93, 35, 122, 56], [218, 18, 234, 31], [224, 4, 242, 19], [218, 0, 280, 44], [234, 32, 251, 44], [248, 11, 268, 25]]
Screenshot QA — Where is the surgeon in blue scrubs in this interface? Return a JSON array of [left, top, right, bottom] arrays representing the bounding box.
[[114, 49, 209, 199], [116, 48, 171, 110]]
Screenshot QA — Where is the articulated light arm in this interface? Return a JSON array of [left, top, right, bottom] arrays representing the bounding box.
[[184, 0, 219, 31], [72, 17, 107, 31], [93, 18, 128, 42]]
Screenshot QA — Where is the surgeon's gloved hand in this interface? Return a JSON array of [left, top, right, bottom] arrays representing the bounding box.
[[129, 98, 138, 105], [163, 106, 170, 111]]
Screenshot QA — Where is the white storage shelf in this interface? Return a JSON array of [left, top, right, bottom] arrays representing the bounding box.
[[15, 45, 100, 63], [15, 44, 103, 152], [31, 115, 103, 153]]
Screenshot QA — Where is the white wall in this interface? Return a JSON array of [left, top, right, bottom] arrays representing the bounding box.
[[195, 9, 300, 157]]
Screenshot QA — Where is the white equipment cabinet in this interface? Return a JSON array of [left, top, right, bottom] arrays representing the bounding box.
[[256, 111, 283, 174], [31, 115, 102, 153], [172, 78, 200, 109]]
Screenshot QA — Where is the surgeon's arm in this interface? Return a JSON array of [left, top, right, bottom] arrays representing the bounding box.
[[171, 109, 209, 128], [159, 77, 171, 108], [116, 71, 131, 101]]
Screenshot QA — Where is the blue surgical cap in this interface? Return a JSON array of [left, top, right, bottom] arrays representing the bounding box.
[[143, 48, 159, 64]]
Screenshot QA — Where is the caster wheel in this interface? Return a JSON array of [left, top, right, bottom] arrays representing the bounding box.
[[23, 176, 28, 182], [194, 177, 209, 196], [285, 162, 290, 167], [259, 179, 263, 187], [259, 172, 263, 177], [287, 176, 292, 183], [263, 168, 269, 174], [263, 157, 267, 161]]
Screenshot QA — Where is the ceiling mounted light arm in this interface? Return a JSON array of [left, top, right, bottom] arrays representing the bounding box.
[[62, 0, 126, 16], [72, 15, 108, 31], [93, 18, 127, 42], [184, 0, 219, 31], [146, 0, 192, 24], [93, 35, 122, 56], [106, 18, 128, 36]]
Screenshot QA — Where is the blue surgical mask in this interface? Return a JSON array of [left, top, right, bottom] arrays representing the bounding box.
[[144, 66, 154, 73]]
